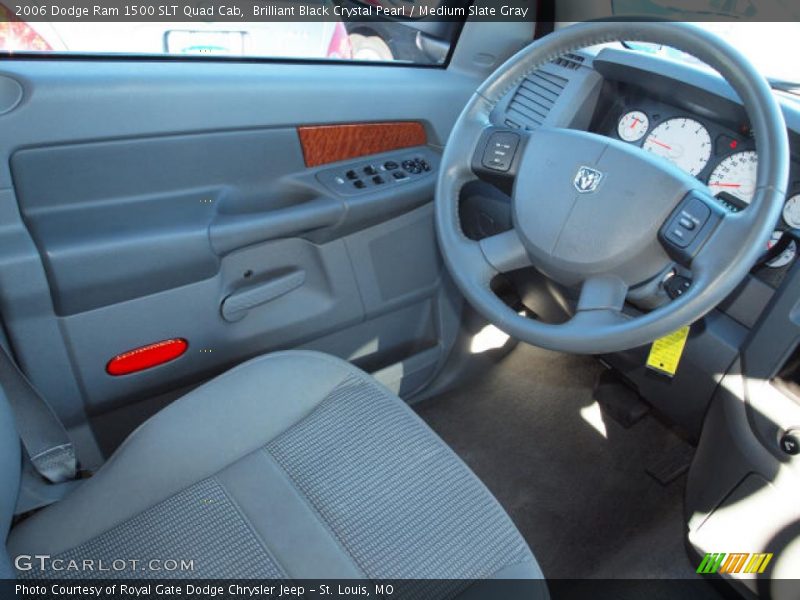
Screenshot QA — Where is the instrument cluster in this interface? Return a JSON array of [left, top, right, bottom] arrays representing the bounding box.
[[607, 104, 799, 274]]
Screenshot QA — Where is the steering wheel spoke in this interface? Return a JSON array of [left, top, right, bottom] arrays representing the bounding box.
[[560, 274, 631, 332], [690, 209, 752, 280], [577, 274, 629, 314], [478, 229, 533, 274]]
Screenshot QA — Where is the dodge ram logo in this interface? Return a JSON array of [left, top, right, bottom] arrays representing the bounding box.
[[574, 166, 603, 193]]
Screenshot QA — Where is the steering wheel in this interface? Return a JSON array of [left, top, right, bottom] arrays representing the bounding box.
[[435, 21, 789, 354]]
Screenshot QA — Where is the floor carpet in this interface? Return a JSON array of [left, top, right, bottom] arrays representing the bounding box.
[[415, 342, 705, 581]]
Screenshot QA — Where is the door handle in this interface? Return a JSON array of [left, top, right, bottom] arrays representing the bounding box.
[[221, 270, 306, 322]]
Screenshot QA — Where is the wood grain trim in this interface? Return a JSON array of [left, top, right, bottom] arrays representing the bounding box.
[[298, 122, 427, 168]]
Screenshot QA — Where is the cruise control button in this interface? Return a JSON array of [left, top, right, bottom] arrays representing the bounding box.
[[663, 195, 712, 250], [482, 131, 520, 172]]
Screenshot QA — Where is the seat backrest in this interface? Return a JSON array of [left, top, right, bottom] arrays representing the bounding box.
[[0, 386, 21, 577]]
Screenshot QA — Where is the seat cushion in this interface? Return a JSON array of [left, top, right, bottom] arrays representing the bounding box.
[[8, 351, 545, 591]]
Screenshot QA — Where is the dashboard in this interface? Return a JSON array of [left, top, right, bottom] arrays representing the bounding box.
[[589, 76, 800, 287], [570, 49, 800, 591]]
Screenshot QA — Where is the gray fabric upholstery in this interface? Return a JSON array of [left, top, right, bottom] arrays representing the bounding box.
[[17, 478, 285, 580], [7, 351, 544, 589], [266, 375, 532, 579]]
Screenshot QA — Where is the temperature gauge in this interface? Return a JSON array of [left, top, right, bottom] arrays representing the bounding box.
[[617, 111, 649, 143]]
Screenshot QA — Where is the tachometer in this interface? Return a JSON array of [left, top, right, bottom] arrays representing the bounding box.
[[708, 151, 758, 207], [783, 194, 800, 229], [617, 110, 649, 142], [643, 117, 712, 176]]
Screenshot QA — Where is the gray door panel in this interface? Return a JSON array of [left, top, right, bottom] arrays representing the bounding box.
[[0, 58, 482, 421], [62, 235, 364, 412]]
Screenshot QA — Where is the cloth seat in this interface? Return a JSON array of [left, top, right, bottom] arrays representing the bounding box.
[[6, 351, 545, 595]]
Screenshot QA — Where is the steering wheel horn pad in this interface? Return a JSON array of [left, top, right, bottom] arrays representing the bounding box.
[[513, 127, 695, 287]]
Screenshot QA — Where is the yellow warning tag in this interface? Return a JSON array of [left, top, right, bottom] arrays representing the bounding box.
[[646, 326, 690, 377]]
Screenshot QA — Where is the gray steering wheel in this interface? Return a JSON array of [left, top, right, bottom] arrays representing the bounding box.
[[435, 21, 789, 354]]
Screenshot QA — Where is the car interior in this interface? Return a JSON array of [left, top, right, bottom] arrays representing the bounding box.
[[1, 1, 800, 598]]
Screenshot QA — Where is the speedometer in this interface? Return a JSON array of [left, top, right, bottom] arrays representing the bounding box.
[[708, 151, 758, 207], [643, 118, 712, 176]]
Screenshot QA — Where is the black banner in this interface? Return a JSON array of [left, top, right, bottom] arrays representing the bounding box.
[[1, 0, 800, 23], [7, 578, 789, 599], [2, 0, 539, 23]]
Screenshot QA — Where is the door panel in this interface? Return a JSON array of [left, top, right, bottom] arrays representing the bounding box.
[[0, 58, 482, 422], [61, 235, 364, 412]]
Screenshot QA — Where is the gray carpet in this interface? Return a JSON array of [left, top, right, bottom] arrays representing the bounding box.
[[415, 342, 700, 580]]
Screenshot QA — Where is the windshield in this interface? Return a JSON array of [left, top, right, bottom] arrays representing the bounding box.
[[607, 0, 800, 84], [626, 22, 800, 85]]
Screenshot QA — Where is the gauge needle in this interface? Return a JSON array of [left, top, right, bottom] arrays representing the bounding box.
[[630, 118, 641, 129], [710, 183, 742, 188], [649, 138, 671, 150]]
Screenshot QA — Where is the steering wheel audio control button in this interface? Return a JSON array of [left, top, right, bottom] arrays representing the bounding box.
[[482, 131, 521, 172], [662, 194, 715, 253]]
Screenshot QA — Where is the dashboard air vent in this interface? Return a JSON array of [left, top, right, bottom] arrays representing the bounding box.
[[552, 53, 585, 70], [504, 69, 569, 130]]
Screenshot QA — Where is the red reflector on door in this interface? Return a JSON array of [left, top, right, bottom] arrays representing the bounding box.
[[106, 339, 188, 376]]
